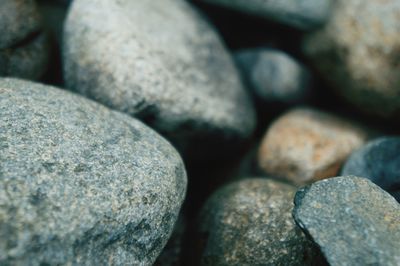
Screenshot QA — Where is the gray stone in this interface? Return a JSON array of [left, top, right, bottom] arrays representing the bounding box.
[[0, 78, 187, 265], [235, 48, 311, 104], [342, 137, 400, 201], [303, 0, 400, 118], [63, 0, 255, 155], [198, 178, 319, 265], [293, 176, 400, 266], [200, 0, 333, 30], [0, 0, 42, 49]]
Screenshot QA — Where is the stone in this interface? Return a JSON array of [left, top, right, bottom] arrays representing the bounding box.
[[293, 176, 400, 266], [0, 0, 42, 49], [342, 137, 400, 201], [63, 0, 255, 156], [235, 48, 312, 105], [197, 178, 320, 265], [200, 0, 333, 30], [258, 108, 368, 186], [303, 0, 400, 118], [0, 78, 187, 265]]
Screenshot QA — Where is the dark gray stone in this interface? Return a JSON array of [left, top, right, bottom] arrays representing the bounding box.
[[235, 48, 311, 105], [198, 178, 319, 266], [293, 176, 400, 266], [200, 0, 333, 30], [0, 78, 187, 265], [342, 137, 400, 201], [63, 0, 255, 156]]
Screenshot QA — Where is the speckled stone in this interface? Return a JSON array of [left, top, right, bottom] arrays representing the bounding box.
[[0, 78, 187, 265], [235, 48, 311, 105], [293, 176, 400, 266], [200, 0, 333, 30], [0, 0, 42, 49], [342, 137, 400, 201], [63, 0, 255, 155], [303, 0, 400, 118], [258, 108, 368, 186], [197, 178, 319, 265]]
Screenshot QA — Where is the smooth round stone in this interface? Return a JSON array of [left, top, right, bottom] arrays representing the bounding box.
[[0, 33, 50, 80], [63, 0, 255, 154], [293, 176, 400, 266], [200, 0, 333, 30], [0, 0, 42, 49], [303, 0, 400, 118], [258, 108, 368, 186], [197, 178, 319, 265], [0, 78, 187, 265], [342, 137, 400, 201], [235, 48, 311, 105]]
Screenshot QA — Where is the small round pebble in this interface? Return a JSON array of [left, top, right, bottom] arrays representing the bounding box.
[[258, 107, 368, 185]]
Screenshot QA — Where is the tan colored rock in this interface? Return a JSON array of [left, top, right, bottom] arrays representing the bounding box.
[[303, 0, 400, 118], [258, 108, 368, 185]]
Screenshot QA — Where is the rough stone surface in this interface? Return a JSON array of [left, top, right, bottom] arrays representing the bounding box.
[[63, 0, 255, 155], [303, 0, 400, 118], [293, 176, 400, 266], [197, 178, 319, 266], [342, 137, 400, 201], [0, 0, 42, 49], [0, 78, 187, 265], [0, 33, 50, 80], [235, 48, 311, 105], [258, 108, 368, 186], [200, 0, 333, 30]]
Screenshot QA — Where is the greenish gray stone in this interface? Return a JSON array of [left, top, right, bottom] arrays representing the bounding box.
[[63, 0, 255, 155], [293, 176, 400, 266], [200, 0, 333, 30], [198, 178, 318, 266], [0, 78, 187, 265]]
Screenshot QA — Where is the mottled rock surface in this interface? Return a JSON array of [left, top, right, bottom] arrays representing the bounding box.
[[303, 0, 400, 118], [293, 176, 400, 266], [235, 48, 311, 105], [342, 137, 400, 201], [200, 0, 333, 30], [197, 178, 319, 265], [0, 78, 187, 265], [63, 0, 255, 155], [258, 108, 367, 185]]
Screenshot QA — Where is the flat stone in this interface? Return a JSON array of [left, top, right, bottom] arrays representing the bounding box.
[[342, 137, 400, 201], [258, 108, 368, 185], [0, 78, 187, 265], [200, 0, 333, 30], [63, 0, 255, 156], [303, 0, 400, 118], [235, 48, 311, 105], [197, 178, 320, 265], [293, 176, 400, 266]]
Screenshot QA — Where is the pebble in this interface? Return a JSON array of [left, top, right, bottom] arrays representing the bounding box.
[[342, 137, 400, 201], [0, 78, 187, 265], [235, 48, 311, 105], [197, 178, 320, 265], [293, 176, 400, 266], [200, 0, 333, 30], [303, 0, 400, 118], [258, 107, 368, 185], [63, 0, 255, 155]]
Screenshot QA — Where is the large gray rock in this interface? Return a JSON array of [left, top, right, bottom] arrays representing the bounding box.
[[63, 0, 255, 156], [197, 178, 319, 265], [342, 137, 400, 201], [200, 0, 333, 30], [0, 78, 187, 265], [303, 0, 400, 118], [293, 176, 400, 266]]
